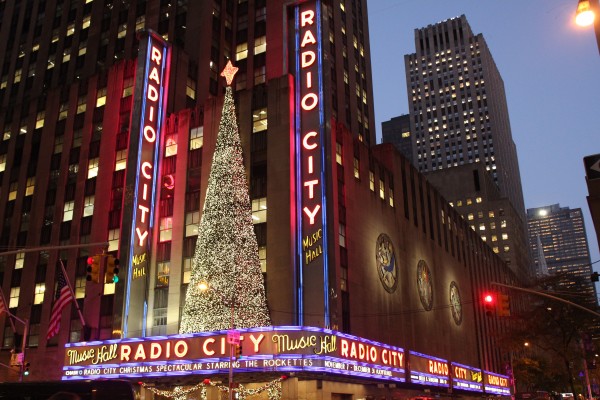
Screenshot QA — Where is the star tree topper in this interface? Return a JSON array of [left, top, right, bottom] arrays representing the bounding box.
[[220, 60, 239, 86]]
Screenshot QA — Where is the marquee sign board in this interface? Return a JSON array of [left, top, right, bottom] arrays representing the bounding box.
[[450, 362, 483, 392], [293, 0, 330, 326], [62, 326, 406, 382], [117, 30, 170, 338], [408, 351, 450, 387], [483, 370, 511, 395]]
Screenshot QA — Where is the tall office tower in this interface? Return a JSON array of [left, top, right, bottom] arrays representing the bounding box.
[[0, 1, 515, 390], [404, 15, 525, 219], [386, 15, 531, 279], [527, 204, 597, 306]]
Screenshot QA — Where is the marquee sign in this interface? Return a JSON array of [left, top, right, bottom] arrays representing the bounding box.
[[292, 0, 330, 327], [118, 30, 170, 338], [450, 362, 483, 392], [408, 351, 449, 387], [62, 326, 405, 382], [484, 370, 511, 395]]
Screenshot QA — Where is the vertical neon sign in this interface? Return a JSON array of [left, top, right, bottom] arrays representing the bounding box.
[[119, 31, 170, 338], [294, 0, 329, 327]]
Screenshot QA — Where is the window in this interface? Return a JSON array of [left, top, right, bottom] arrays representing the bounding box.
[[117, 23, 127, 39], [185, 211, 200, 237], [466, 198, 472, 205], [369, 171, 375, 191], [389, 188, 394, 207], [186, 77, 196, 100], [9, 287, 19, 308], [252, 108, 267, 133], [122, 78, 134, 98], [34, 283, 45, 304], [108, 229, 119, 252], [135, 16, 145, 32], [501, 220, 507, 228], [502, 233, 508, 240], [504, 245, 510, 253], [353, 157, 359, 179], [252, 197, 267, 224], [96, 88, 107, 107], [467, 213, 474, 221], [258, 246, 266, 273], [54, 136, 64, 154], [165, 135, 177, 157], [254, 36, 266, 55], [0, 154, 5, 172], [63, 201, 75, 221], [236, 42, 248, 60], [190, 126, 203, 150], [254, 66, 266, 85], [75, 276, 86, 299], [475, 197, 482, 203], [156, 262, 170, 287], [76, 96, 87, 114], [379, 180, 385, 200], [8, 182, 18, 201], [488, 211, 495, 218], [159, 217, 173, 242], [83, 196, 94, 217], [15, 253, 25, 269], [339, 223, 346, 247], [25, 177, 35, 196], [115, 150, 127, 171], [336, 143, 343, 165], [491, 235, 498, 242], [87, 158, 99, 179], [35, 112, 45, 129], [478, 223, 485, 231]]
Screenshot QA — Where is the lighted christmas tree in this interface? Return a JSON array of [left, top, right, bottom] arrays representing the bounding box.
[[179, 61, 271, 333]]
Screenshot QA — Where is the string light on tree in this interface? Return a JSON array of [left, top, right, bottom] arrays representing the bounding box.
[[179, 60, 270, 333]]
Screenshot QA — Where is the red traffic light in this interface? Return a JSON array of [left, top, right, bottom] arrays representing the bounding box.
[[87, 256, 94, 265], [483, 293, 496, 317]]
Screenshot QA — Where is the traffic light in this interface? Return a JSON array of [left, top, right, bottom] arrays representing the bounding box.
[[497, 294, 511, 317], [235, 345, 242, 359], [591, 272, 599, 282], [86, 255, 101, 283], [483, 293, 495, 317], [105, 255, 120, 284], [23, 362, 30, 376]]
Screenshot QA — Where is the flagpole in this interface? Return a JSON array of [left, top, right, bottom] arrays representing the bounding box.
[[58, 259, 86, 328]]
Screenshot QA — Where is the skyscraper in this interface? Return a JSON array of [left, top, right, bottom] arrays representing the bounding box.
[[385, 15, 530, 279], [527, 204, 597, 306], [0, 1, 515, 391]]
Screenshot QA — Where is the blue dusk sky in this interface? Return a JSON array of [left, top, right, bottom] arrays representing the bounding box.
[[368, 0, 600, 268]]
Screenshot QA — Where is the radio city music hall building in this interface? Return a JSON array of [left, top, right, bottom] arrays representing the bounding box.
[[0, 0, 517, 398]]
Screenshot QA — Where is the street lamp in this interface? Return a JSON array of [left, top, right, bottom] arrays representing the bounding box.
[[575, 0, 600, 53], [198, 280, 238, 400]]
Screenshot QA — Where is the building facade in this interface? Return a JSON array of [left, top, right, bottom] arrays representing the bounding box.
[[527, 204, 597, 306], [0, 1, 515, 397]]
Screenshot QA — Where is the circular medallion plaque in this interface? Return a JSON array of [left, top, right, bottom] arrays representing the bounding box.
[[449, 281, 463, 326], [375, 234, 398, 293], [417, 260, 433, 311]]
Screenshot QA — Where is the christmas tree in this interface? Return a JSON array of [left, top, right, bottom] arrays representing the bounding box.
[[179, 61, 271, 333]]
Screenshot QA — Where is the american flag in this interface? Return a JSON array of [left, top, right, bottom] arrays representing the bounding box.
[[46, 268, 73, 340]]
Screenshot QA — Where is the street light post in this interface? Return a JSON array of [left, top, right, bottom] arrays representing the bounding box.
[[198, 280, 238, 400]]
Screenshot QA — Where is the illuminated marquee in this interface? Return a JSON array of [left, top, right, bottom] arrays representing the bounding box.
[[484, 371, 511, 395], [450, 362, 483, 392], [294, 0, 329, 326], [408, 351, 450, 387], [62, 327, 405, 382]]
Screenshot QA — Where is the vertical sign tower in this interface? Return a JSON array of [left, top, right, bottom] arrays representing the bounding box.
[[114, 30, 170, 338], [293, 0, 330, 327]]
